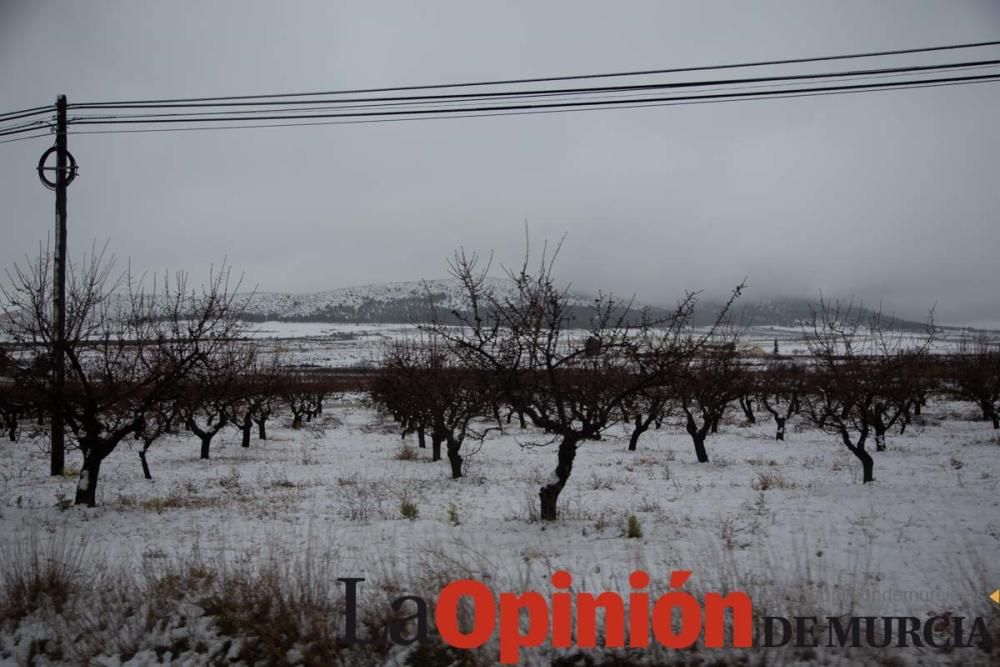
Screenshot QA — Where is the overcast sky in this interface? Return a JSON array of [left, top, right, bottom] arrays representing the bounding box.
[[1, 1, 998, 325]]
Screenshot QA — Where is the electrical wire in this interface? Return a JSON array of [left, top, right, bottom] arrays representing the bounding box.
[[64, 75, 1000, 138], [68, 39, 1000, 107], [0, 120, 53, 138], [0, 106, 55, 123], [4, 40, 1000, 142], [61, 62, 1000, 123], [0, 131, 53, 145], [64, 72, 1000, 127], [64, 58, 1000, 116]]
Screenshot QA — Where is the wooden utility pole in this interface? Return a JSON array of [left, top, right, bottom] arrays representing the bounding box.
[[51, 94, 67, 476]]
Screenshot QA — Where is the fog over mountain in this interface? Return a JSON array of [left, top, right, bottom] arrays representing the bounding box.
[[238, 279, 958, 332]]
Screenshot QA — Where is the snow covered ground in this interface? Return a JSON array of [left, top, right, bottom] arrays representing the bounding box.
[[1, 390, 998, 664], [248, 321, 974, 369]]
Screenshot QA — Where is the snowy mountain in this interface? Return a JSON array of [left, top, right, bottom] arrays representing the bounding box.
[[241, 278, 601, 324], [237, 280, 948, 331]]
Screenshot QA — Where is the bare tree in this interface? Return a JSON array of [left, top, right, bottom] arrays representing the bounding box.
[[377, 335, 492, 477], [0, 244, 247, 505], [225, 347, 285, 448], [758, 361, 804, 441], [951, 334, 1000, 429], [134, 399, 179, 480], [281, 376, 321, 429], [429, 241, 736, 520], [371, 353, 428, 449], [672, 325, 746, 463], [867, 312, 934, 450], [0, 385, 25, 442], [800, 299, 932, 482], [0, 348, 25, 442], [619, 384, 670, 451]]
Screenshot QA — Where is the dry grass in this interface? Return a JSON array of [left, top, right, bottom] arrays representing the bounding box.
[[751, 471, 798, 491], [1, 531, 997, 665], [394, 444, 419, 461], [0, 534, 87, 626]]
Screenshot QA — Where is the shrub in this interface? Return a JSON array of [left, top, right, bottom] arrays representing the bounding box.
[[625, 514, 643, 539], [751, 471, 797, 491], [401, 499, 419, 521], [395, 444, 419, 461]]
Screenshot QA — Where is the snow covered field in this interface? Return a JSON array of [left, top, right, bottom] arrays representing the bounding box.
[[1, 390, 998, 665], [247, 322, 974, 370]]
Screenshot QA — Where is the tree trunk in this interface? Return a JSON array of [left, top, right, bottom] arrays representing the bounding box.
[[913, 400, 922, 417], [858, 448, 874, 483], [739, 397, 755, 424], [843, 431, 874, 484], [292, 414, 303, 429], [200, 434, 213, 460], [416, 426, 426, 449], [627, 415, 647, 451], [447, 439, 463, 479], [685, 412, 710, 463], [539, 436, 579, 521], [256, 417, 267, 440], [431, 433, 443, 462], [139, 448, 152, 480], [692, 433, 710, 463], [874, 424, 886, 452], [74, 454, 103, 507], [775, 416, 786, 441], [240, 414, 252, 448]]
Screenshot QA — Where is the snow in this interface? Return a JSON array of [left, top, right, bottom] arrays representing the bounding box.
[[1, 392, 998, 663], [1, 331, 998, 664]]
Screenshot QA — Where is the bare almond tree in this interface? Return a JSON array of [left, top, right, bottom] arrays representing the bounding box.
[[377, 335, 492, 477], [619, 383, 670, 451], [134, 398, 179, 480], [758, 361, 804, 441], [0, 244, 248, 505], [672, 325, 746, 463], [951, 334, 1000, 429], [429, 241, 738, 520], [801, 299, 933, 482], [225, 347, 284, 448]]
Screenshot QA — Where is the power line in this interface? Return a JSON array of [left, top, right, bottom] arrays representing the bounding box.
[[64, 75, 1000, 138], [68, 39, 1000, 107], [4, 40, 1000, 142], [0, 105, 55, 123], [65, 58, 1000, 114], [64, 72, 1000, 127], [0, 120, 52, 138], [0, 131, 53, 145], [60, 63, 1000, 123]]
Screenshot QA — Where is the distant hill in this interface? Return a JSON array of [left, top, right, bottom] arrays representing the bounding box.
[[244, 278, 595, 324], [239, 280, 952, 332], [696, 297, 937, 332]]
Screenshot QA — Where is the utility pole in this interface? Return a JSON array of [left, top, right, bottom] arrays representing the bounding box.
[[50, 94, 68, 476], [36, 95, 77, 476]]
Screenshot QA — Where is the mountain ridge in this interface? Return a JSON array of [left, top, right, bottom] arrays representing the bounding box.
[[238, 279, 967, 332]]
